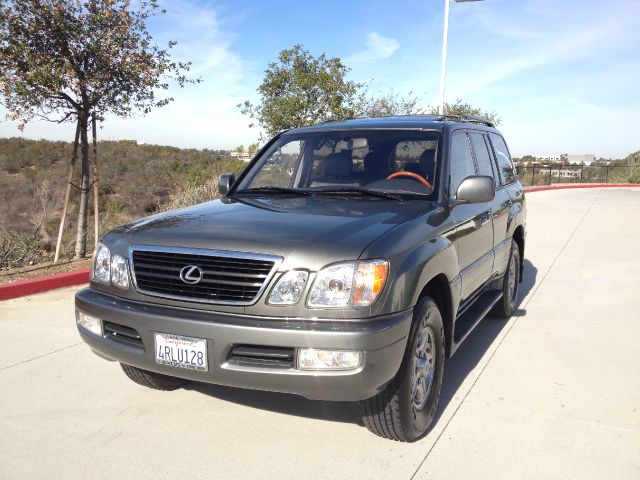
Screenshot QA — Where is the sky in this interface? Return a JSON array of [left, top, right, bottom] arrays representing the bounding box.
[[1, 0, 639, 158]]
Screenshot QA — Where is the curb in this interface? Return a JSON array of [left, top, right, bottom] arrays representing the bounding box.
[[0, 269, 90, 301], [525, 183, 640, 193]]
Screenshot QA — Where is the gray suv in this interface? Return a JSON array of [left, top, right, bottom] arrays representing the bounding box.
[[75, 115, 526, 441]]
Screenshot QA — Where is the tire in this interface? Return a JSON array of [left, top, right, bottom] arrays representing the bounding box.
[[120, 363, 187, 391], [492, 239, 521, 318], [359, 296, 445, 442]]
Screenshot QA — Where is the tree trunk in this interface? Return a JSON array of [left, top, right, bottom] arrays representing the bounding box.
[[54, 119, 80, 263], [74, 110, 91, 259], [91, 113, 99, 250]]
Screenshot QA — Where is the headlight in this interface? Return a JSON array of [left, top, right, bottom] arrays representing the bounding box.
[[268, 270, 308, 305], [307, 259, 388, 308], [92, 243, 110, 284], [110, 254, 130, 289], [308, 262, 355, 307]]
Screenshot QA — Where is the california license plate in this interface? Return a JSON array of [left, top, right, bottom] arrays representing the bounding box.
[[155, 333, 208, 371]]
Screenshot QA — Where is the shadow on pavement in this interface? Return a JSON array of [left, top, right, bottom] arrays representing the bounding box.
[[433, 259, 537, 425], [187, 259, 538, 428]]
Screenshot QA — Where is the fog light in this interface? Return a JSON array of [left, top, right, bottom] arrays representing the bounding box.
[[297, 349, 363, 371], [76, 310, 102, 336]]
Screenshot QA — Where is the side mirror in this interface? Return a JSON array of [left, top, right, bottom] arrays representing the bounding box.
[[454, 175, 495, 205], [218, 173, 236, 196]]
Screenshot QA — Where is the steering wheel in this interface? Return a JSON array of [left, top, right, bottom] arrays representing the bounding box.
[[386, 171, 432, 189]]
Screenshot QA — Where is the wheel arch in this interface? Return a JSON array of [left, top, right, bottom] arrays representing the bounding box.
[[417, 273, 455, 358]]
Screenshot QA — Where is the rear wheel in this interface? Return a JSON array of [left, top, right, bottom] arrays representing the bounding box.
[[492, 239, 521, 318], [359, 296, 445, 442], [120, 363, 187, 391]]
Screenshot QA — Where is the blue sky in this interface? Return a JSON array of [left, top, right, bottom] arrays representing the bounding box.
[[1, 0, 639, 157]]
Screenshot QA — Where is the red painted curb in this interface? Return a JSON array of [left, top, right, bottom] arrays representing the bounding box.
[[0, 268, 90, 301], [525, 183, 640, 193]]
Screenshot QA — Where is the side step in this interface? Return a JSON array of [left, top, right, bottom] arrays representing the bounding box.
[[453, 289, 503, 344]]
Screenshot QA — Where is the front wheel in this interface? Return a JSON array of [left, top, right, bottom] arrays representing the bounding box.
[[359, 296, 445, 442]]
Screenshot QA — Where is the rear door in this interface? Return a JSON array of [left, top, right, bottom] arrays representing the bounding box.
[[449, 130, 494, 301], [487, 133, 524, 275], [468, 131, 511, 277]]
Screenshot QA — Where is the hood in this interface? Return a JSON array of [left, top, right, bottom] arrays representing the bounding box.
[[104, 196, 434, 270]]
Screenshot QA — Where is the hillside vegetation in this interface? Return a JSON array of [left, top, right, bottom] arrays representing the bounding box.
[[0, 137, 246, 269]]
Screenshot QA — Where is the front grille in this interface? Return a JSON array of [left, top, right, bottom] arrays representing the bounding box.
[[130, 247, 278, 305], [103, 321, 144, 350], [229, 345, 295, 369]]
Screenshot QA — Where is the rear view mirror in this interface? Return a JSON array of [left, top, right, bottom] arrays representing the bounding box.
[[454, 175, 495, 204], [218, 173, 236, 196]]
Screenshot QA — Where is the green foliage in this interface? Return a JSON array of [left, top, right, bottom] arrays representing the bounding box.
[[0, 0, 198, 127], [427, 99, 501, 126], [239, 44, 362, 137], [239, 45, 500, 137], [353, 89, 424, 118], [187, 164, 208, 185]]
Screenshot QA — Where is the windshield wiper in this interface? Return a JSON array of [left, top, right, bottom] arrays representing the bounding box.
[[234, 186, 311, 196], [310, 187, 404, 201]]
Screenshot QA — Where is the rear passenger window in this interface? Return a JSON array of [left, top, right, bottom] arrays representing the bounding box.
[[449, 132, 476, 197], [469, 133, 495, 180], [489, 133, 516, 185]]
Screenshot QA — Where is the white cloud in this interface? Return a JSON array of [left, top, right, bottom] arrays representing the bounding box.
[[347, 32, 400, 63]]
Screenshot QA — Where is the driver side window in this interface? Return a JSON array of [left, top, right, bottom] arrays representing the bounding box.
[[449, 132, 476, 198]]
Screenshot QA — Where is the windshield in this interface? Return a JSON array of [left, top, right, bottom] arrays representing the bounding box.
[[235, 130, 440, 199]]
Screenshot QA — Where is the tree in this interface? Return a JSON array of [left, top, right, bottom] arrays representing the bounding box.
[[0, 0, 198, 258], [240, 45, 501, 137], [353, 89, 424, 118], [427, 99, 501, 126], [247, 143, 260, 156], [238, 44, 361, 137]]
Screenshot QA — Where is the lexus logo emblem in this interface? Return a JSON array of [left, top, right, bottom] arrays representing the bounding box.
[[179, 265, 204, 284]]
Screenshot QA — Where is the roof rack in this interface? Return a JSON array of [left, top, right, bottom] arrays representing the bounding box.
[[437, 114, 495, 128]]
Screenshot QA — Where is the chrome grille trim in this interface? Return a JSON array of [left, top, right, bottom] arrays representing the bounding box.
[[128, 245, 282, 306]]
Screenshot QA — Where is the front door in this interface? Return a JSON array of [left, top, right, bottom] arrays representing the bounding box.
[[449, 130, 494, 301]]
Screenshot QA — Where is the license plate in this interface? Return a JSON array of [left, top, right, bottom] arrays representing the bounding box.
[[155, 333, 208, 371]]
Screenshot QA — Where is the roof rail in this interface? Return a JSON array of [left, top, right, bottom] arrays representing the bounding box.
[[437, 114, 495, 128]]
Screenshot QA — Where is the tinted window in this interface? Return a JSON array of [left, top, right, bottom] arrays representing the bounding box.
[[449, 132, 476, 197], [489, 133, 516, 185], [469, 132, 495, 180]]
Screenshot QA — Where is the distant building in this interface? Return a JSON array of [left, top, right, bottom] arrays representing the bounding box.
[[534, 155, 561, 163], [229, 151, 253, 162], [567, 154, 595, 165]]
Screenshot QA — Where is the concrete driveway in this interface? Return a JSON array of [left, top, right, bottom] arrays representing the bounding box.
[[1, 187, 639, 480]]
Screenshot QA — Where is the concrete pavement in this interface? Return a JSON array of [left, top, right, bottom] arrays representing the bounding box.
[[1, 187, 639, 479]]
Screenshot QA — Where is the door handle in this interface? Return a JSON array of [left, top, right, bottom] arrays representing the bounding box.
[[503, 200, 513, 208], [479, 210, 491, 226]]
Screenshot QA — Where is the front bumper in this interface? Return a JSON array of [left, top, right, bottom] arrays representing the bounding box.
[[75, 288, 412, 401]]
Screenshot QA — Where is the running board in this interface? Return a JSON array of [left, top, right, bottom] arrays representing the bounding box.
[[453, 289, 503, 345]]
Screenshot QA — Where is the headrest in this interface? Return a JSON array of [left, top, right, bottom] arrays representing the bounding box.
[[324, 152, 353, 177], [419, 149, 436, 169]]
